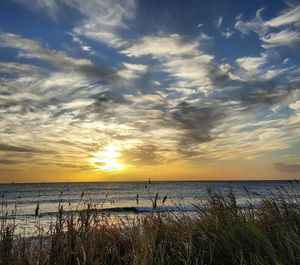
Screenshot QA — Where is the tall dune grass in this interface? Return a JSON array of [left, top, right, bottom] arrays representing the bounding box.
[[0, 184, 299, 265]]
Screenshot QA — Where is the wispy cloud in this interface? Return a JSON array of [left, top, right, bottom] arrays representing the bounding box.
[[221, 28, 234, 39], [265, 6, 300, 27], [13, 0, 136, 48], [122, 34, 214, 95], [0, 1, 299, 179], [117, 63, 148, 80], [0, 143, 54, 154], [261, 29, 300, 48], [236, 54, 267, 72], [0, 32, 114, 78], [275, 162, 300, 173], [235, 5, 300, 49], [0, 159, 22, 165], [122, 34, 199, 57], [216, 16, 223, 28]]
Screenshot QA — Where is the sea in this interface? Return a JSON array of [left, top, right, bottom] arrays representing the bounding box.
[[0, 180, 298, 236]]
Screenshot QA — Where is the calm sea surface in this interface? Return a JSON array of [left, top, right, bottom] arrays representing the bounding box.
[[0, 181, 297, 236]]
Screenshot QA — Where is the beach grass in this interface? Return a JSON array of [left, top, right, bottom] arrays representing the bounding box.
[[0, 183, 299, 265]]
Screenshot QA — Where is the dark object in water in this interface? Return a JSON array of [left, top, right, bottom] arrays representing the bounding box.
[[136, 193, 139, 205], [35, 203, 39, 217], [162, 195, 167, 204], [153, 192, 159, 209]]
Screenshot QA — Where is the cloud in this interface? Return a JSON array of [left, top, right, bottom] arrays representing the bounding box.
[[236, 54, 267, 72], [0, 159, 22, 165], [221, 28, 234, 39], [216, 16, 223, 28], [72, 0, 136, 48], [116, 31, 300, 160], [168, 101, 225, 148], [234, 8, 267, 36], [122, 34, 214, 95], [122, 144, 161, 166], [0, 62, 44, 75], [261, 29, 300, 48], [13, 0, 59, 18], [117, 63, 148, 80], [0, 32, 115, 78], [122, 34, 198, 57], [235, 5, 300, 49], [14, 0, 136, 48], [199, 33, 213, 40], [0, 143, 54, 154], [0, 32, 90, 67], [216, 75, 295, 110], [289, 100, 300, 111], [215, 16, 234, 39], [275, 162, 300, 173], [1, 3, 299, 173], [232, 64, 296, 93], [241, 88, 289, 106], [265, 6, 300, 27], [68, 32, 91, 52]]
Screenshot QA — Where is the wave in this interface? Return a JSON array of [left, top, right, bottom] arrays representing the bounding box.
[[103, 205, 198, 213], [4, 201, 299, 220], [41, 205, 198, 216], [1, 205, 198, 219]]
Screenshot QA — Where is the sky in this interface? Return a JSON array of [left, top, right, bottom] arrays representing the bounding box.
[[0, 0, 300, 183]]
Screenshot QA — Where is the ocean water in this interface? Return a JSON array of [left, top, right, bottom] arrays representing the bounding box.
[[0, 180, 297, 236]]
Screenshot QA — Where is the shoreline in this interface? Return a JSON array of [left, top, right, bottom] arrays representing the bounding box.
[[1, 185, 299, 264], [0, 179, 298, 185]]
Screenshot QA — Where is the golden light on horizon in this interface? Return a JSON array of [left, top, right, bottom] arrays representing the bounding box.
[[90, 145, 125, 172]]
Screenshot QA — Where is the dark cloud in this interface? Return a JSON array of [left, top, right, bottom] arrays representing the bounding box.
[[123, 144, 161, 166], [81, 91, 128, 120], [244, 88, 287, 106], [234, 82, 291, 108], [209, 64, 299, 110], [91, 91, 128, 104], [0, 159, 22, 164], [71, 63, 115, 80], [0, 143, 37, 153], [275, 162, 300, 173], [54, 163, 91, 170], [0, 32, 117, 85], [169, 101, 225, 147], [0, 143, 55, 154]]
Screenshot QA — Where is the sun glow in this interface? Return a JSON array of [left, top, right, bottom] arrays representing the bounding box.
[[90, 145, 125, 172]]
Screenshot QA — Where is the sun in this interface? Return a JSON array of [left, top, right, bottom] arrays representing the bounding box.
[[90, 145, 125, 172]]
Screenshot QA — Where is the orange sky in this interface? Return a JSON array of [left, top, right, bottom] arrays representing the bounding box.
[[1, 1, 300, 182], [1, 156, 295, 183]]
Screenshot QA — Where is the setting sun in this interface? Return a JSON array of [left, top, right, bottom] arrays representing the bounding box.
[[0, 0, 299, 183], [90, 145, 125, 172], [1, 1, 299, 263]]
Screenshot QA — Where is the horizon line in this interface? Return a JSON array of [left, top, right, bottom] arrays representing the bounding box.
[[0, 179, 298, 185]]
